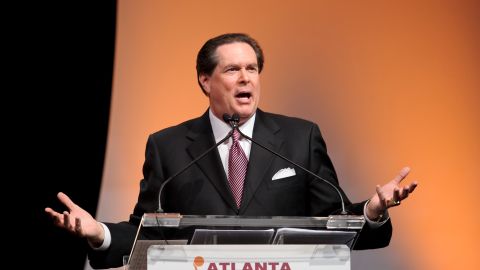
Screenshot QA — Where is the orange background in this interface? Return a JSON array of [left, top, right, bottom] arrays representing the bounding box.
[[97, 1, 480, 269]]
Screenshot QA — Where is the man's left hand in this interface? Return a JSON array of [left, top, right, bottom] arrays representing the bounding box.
[[366, 167, 418, 220]]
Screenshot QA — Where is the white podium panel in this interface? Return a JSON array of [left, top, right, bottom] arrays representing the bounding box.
[[147, 244, 350, 270]]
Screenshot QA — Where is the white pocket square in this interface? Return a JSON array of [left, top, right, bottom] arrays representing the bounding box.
[[272, 167, 296, 180]]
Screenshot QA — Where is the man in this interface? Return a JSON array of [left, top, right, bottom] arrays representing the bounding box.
[[45, 33, 418, 269]]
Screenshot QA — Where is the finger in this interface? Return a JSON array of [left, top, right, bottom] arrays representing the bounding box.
[[57, 192, 77, 211], [393, 187, 401, 202], [408, 181, 418, 193], [45, 207, 61, 218], [375, 185, 387, 208], [400, 187, 409, 199], [53, 215, 62, 226], [45, 208, 63, 226], [46, 209, 63, 226], [386, 188, 401, 208], [63, 211, 73, 230], [75, 218, 82, 236], [383, 197, 391, 209], [392, 167, 411, 184]]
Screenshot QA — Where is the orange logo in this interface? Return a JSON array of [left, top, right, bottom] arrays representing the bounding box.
[[194, 256, 205, 270]]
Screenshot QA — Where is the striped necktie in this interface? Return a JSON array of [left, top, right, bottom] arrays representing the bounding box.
[[228, 129, 248, 208]]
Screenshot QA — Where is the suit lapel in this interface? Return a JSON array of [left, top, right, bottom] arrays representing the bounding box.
[[240, 110, 283, 213], [186, 111, 238, 212]]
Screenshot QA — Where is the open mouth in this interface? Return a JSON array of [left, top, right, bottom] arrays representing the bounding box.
[[235, 92, 252, 99]]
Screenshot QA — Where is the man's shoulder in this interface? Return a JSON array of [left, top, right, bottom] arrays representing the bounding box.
[[149, 114, 205, 141], [259, 110, 317, 129]]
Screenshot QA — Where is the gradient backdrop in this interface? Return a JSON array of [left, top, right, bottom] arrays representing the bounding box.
[[96, 1, 479, 269]]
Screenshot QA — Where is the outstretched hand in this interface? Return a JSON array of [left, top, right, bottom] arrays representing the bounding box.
[[366, 167, 418, 220], [45, 192, 105, 247]]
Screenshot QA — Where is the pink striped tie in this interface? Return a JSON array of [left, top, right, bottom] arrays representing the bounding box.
[[228, 129, 248, 208]]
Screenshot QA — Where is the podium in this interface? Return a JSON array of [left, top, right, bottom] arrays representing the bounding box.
[[125, 213, 365, 270]]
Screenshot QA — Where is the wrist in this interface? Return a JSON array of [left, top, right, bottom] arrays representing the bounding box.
[[88, 222, 105, 248], [365, 200, 385, 221]]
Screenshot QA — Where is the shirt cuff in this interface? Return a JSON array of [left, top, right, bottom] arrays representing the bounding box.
[[363, 200, 390, 229], [89, 222, 112, 251]]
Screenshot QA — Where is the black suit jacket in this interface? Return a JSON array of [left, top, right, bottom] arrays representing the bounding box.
[[89, 109, 392, 268]]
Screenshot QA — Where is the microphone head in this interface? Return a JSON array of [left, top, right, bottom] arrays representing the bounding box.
[[223, 113, 232, 123], [223, 113, 239, 128], [232, 113, 240, 123]]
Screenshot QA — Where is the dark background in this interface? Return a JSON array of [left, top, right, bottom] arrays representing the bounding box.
[[24, 1, 117, 269]]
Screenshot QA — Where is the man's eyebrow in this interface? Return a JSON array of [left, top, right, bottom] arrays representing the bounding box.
[[226, 63, 258, 67], [223, 64, 240, 69]]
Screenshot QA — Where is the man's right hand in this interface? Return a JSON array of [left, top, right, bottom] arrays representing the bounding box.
[[45, 192, 105, 248]]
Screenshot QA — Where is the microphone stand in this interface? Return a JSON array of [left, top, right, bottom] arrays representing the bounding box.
[[157, 129, 234, 213]]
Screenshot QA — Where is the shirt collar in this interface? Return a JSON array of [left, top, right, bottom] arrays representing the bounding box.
[[209, 108, 256, 143]]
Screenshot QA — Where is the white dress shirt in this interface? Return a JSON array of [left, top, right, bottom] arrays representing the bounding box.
[[209, 109, 255, 174]]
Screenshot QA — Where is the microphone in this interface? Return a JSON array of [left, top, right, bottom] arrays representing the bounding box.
[[225, 113, 348, 215], [223, 113, 240, 128], [157, 118, 234, 213]]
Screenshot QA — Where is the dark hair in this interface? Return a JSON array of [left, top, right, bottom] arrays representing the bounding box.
[[196, 33, 264, 95]]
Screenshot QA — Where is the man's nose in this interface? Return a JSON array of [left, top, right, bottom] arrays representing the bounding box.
[[238, 68, 250, 83]]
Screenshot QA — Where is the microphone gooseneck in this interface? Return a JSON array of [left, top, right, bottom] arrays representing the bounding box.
[[224, 113, 348, 215], [157, 120, 234, 213]]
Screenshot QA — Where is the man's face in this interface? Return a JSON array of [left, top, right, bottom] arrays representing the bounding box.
[[200, 42, 260, 123]]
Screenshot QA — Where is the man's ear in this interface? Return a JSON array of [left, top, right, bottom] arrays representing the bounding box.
[[199, 74, 210, 95]]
